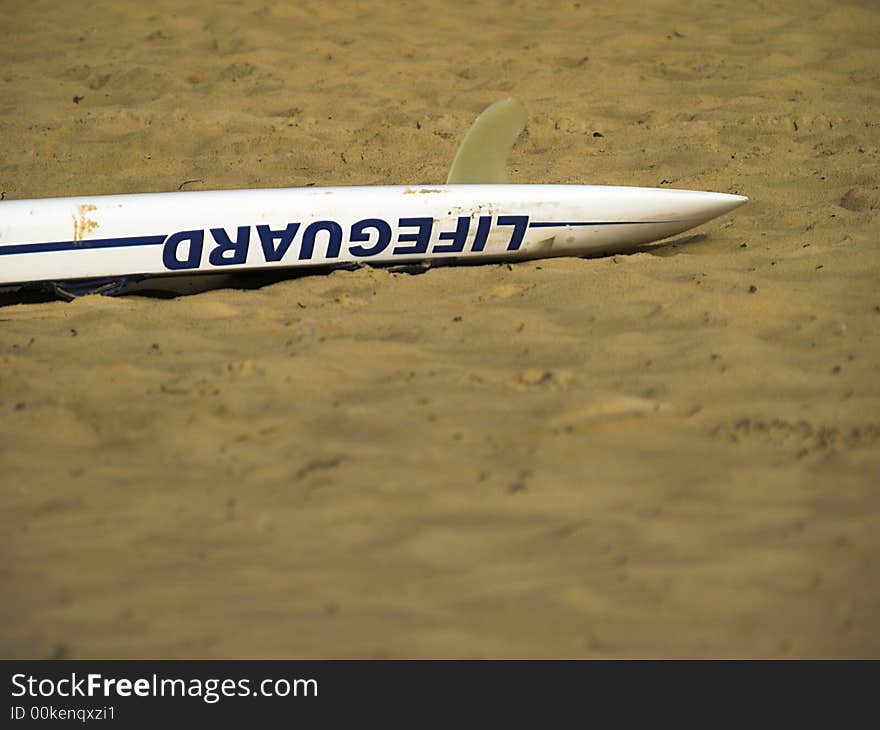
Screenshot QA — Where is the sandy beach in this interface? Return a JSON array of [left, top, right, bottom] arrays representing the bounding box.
[[1, 0, 878, 658]]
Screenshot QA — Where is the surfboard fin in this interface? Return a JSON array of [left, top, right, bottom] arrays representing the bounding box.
[[445, 98, 527, 184]]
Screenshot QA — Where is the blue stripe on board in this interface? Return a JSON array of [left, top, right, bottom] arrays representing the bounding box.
[[0, 222, 684, 257], [0, 234, 166, 256], [529, 221, 680, 228]]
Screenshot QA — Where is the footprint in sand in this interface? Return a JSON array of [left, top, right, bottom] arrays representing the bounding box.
[[553, 395, 667, 429]]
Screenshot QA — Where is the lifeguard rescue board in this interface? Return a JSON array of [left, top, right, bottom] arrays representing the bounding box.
[[0, 183, 747, 286], [0, 98, 747, 294]]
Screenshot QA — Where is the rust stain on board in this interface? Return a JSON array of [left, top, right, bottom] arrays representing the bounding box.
[[72, 204, 99, 243]]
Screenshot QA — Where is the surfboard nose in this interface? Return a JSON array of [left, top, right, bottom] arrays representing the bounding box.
[[652, 188, 747, 226], [692, 191, 748, 222]]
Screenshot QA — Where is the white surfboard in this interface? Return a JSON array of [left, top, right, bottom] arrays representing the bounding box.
[[0, 99, 747, 296]]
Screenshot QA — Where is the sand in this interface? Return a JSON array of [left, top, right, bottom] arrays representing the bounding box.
[[1, 0, 878, 658]]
